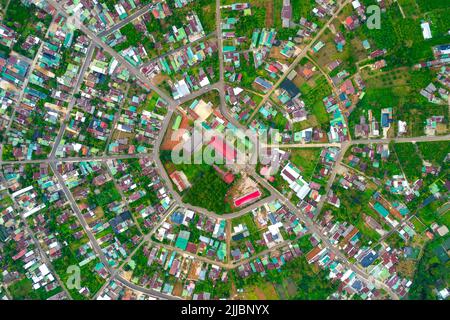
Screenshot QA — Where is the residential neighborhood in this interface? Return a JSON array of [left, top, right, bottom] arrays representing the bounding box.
[[0, 0, 448, 304]]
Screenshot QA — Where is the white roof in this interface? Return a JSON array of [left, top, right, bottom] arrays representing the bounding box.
[[233, 87, 244, 96], [175, 79, 191, 99], [421, 22, 432, 39], [39, 264, 50, 276], [11, 185, 33, 198], [199, 76, 210, 87], [352, 0, 361, 9]]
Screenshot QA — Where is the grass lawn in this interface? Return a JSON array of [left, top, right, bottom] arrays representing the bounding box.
[[161, 150, 234, 213], [300, 76, 332, 128], [410, 216, 427, 234], [328, 185, 383, 244], [393, 143, 423, 182], [8, 278, 62, 300], [289, 148, 322, 180], [408, 234, 450, 300], [417, 141, 450, 166]]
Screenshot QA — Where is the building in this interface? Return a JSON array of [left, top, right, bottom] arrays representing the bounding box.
[[280, 163, 311, 199], [420, 22, 432, 40], [234, 190, 262, 207], [209, 136, 237, 162], [281, 0, 292, 28]]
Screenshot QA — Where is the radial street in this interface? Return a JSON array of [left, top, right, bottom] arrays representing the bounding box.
[[1, 0, 447, 301]]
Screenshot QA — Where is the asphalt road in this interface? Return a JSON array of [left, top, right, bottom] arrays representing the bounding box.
[[50, 42, 96, 159], [245, 0, 353, 125], [97, 3, 155, 38], [2, 0, 448, 301]]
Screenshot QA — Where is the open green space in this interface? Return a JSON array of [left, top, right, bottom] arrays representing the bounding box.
[[408, 234, 450, 300], [393, 143, 423, 182], [417, 141, 450, 167], [289, 148, 322, 180], [8, 278, 62, 300], [160, 150, 234, 213]]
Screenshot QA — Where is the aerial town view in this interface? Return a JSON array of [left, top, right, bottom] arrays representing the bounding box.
[[0, 0, 448, 305]]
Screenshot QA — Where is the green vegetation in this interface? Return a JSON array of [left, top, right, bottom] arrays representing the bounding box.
[[52, 251, 105, 300], [408, 235, 449, 299], [233, 253, 338, 300], [416, 0, 449, 11], [327, 184, 384, 244], [234, 7, 266, 39], [349, 69, 447, 137], [160, 150, 233, 213], [182, 165, 231, 213], [393, 143, 423, 182], [299, 75, 332, 129], [385, 232, 406, 249], [346, 1, 449, 137], [167, 0, 216, 33], [417, 193, 449, 227], [88, 181, 122, 211], [194, 275, 232, 299], [291, 0, 316, 21], [344, 144, 403, 181], [3, 1, 52, 59], [231, 213, 266, 253], [417, 141, 450, 166], [8, 278, 62, 300], [355, 4, 443, 68], [115, 24, 156, 58], [289, 148, 322, 180], [263, 110, 288, 131]]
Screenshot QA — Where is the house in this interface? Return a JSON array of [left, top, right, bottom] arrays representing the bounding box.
[[170, 171, 191, 192], [421, 22, 432, 40], [209, 136, 237, 162], [280, 79, 300, 98], [253, 77, 273, 92], [281, 0, 292, 28], [234, 190, 262, 207], [280, 163, 311, 199]]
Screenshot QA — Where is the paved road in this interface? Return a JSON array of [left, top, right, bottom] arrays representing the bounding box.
[[97, 3, 155, 38], [50, 42, 96, 159], [47, 0, 176, 108], [4, 42, 45, 134], [3, 133, 445, 166], [0, 153, 154, 165], [140, 31, 217, 69], [4, 0, 447, 301], [50, 162, 177, 300], [314, 142, 348, 221], [266, 134, 450, 149], [350, 134, 450, 145], [246, 0, 353, 124], [267, 142, 341, 148], [249, 166, 400, 299], [103, 83, 131, 156]]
